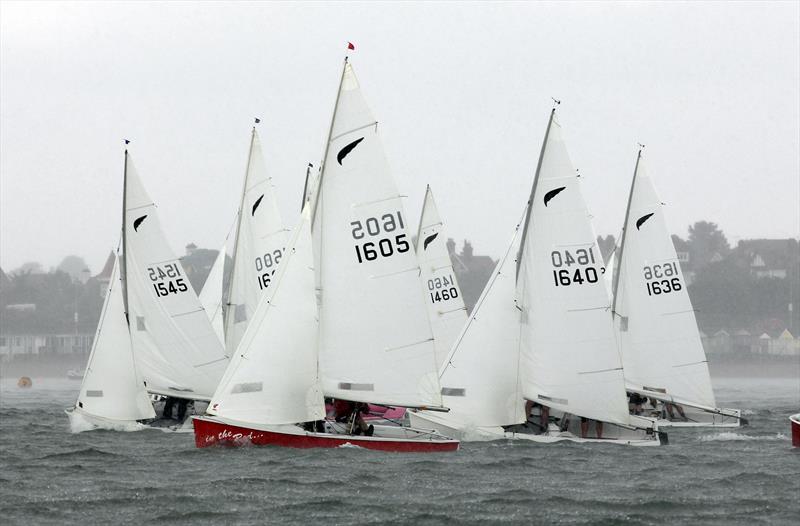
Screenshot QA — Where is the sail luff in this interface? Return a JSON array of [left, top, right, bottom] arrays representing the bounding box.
[[310, 57, 349, 230], [120, 150, 130, 321], [516, 108, 556, 280], [611, 149, 642, 314], [223, 127, 256, 337]]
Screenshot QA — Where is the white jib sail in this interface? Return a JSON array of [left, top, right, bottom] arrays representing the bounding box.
[[434, 208, 528, 428], [199, 244, 226, 344], [224, 128, 289, 355], [208, 206, 325, 424], [604, 249, 616, 292], [312, 61, 442, 408], [416, 185, 468, 370], [74, 253, 155, 424], [612, 153, 716, 407], [124, 154, 229, 400], [516, 111, 631, 426]]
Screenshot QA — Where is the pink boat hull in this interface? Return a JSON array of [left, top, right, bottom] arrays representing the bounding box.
[[192, 416, 459, 453]]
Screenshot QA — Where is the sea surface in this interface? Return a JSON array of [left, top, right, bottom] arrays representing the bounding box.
[[0, 377, 798, 525]]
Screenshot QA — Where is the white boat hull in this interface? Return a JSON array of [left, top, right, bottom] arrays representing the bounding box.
[[65, 407, 148, 433], [634, 405, 744, 428], [409, 410, 665, 447]]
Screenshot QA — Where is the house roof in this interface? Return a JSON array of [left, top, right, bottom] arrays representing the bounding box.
[[94, 251, 115, 281], [736, 238, 799, 271]]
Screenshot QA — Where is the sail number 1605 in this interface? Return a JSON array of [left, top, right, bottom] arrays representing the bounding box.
[[351, 211, 410, 264]]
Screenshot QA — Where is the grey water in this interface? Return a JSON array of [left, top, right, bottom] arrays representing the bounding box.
[[0, 377, 798, 525]]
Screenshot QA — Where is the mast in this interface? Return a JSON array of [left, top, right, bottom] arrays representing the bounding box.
[[415, 185, 432, 250], [120, 149, 130, 322], [516, 107, 556, 279], [611, 148, 643, 315], [301, 163, 313, 212], [310, 56, 349, 229], [224, 126, 257, 326]]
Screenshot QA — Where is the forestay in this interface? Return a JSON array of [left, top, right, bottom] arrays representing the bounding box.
[[416, 186, 468, 370], [224, 128, 288, 355], [74, 254, 155, 423], [208, 207, 325, 424], [436, 209, 528, 428], [124, 154, 229, 400], [612, 153, 716, 407], [200, 244, 226, 344], [516, 111, 630, 426], [313, 61, 442, 408]]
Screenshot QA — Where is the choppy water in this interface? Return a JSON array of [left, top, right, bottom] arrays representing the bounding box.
[[1, 377, 798, 525]]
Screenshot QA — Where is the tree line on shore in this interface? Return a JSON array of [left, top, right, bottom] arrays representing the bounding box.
[[2, 221, 798, 339]]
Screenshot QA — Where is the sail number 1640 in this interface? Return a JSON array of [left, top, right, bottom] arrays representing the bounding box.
[[551, 248, 600, 287]]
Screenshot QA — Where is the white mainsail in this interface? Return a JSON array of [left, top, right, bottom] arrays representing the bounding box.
[[612, 152, 716, 407], [200, 244, 226, 344], [73, 253, 155, 425], [224, 128, 288, 355], [416, 185, 468, 369], [123, 153, 229, 400], [208, 206, 325, 424], [516, 110, 630, 426], [434, 210, 528, 428], [312, 60, 442, 408]]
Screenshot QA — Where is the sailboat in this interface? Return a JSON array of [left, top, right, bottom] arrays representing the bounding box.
[[416, 185, 468, 370], [192, 58, 459, 452], [68, 150, 230, 431], [223, 126, 289, 356], [411, 109, 665, 446], [611, 150, 743, 427]]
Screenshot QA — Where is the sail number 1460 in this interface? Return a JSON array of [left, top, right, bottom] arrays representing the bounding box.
[[352, 211, 410, 264]]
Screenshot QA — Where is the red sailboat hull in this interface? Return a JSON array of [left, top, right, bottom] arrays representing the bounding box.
[[192, 416, 459, 453], [791, 414, 800, 448]]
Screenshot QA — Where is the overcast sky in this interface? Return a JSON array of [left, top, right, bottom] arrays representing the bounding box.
[[1, 1, 798, 274]]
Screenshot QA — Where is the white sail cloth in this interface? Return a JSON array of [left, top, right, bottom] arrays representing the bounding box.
[[200, 245, 226, 344], [208, 207, 325, 424], [416, 185, 468, 370], [516, 113, 631, 426], [613, 156, 716, 408], [313, 61, 442, 408], [224, 129, 288, 355], [435, 211, 528, 428], [74, 254, 155, 424], [124, 154, 229, 400]]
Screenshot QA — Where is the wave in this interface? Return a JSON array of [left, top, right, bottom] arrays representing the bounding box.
[[39, 447, 128, 461], [337, 442, 364, 449], [699, 432, 789, 442]]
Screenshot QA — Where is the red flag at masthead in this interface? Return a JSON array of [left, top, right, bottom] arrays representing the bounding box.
[[347, 42, 355, 51]]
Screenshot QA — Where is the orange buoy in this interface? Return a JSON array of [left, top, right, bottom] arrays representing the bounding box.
[[17, 376, 32, 388]]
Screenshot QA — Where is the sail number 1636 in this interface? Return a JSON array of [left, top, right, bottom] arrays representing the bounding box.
[[352, 211, 410, 264]]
